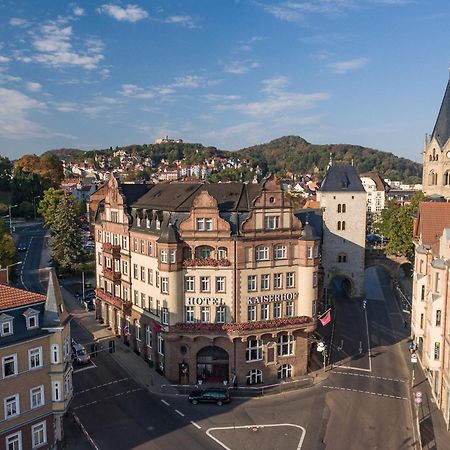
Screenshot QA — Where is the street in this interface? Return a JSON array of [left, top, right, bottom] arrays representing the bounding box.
[[15, 221, 418, 449]]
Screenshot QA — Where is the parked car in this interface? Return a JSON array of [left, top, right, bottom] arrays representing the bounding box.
[[71, 342, 91, 365], [17, 242, 28, 252], [82, 299, 95, 311], [188, 389, 230, 406]]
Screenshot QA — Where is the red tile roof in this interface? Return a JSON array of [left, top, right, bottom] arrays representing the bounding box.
[[0, 284, 46, 310], [417, 202, 450, 249]]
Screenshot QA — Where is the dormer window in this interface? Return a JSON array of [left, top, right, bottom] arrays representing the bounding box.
[[23, 309, 39, 330], [146, 218, 151, 228], [156, 219, 161, 230], [0, 315, 13, 336], [265, 216, 279, 230], [136, 216, 141, 227]]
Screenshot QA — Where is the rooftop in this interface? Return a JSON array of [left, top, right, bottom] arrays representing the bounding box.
[[320, 165, 365, 193], [0, 284, 46, 311]]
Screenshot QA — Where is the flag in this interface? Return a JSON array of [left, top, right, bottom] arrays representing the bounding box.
[[319, 309, 331, 326], [153, 322, 162, 333]]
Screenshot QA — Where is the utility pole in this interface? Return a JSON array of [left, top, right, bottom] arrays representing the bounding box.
[[8, 204, 17, 233]]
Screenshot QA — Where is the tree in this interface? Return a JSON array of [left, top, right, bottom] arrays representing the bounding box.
[[38, 188, 65, 231], [51, 194, 84, 270], [11, 168, 43, 208], [0, 221, 16, 269]]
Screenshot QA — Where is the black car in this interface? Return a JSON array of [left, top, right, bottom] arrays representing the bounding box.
[[17, 242, 28, 252], [188, 389, 230, 406]]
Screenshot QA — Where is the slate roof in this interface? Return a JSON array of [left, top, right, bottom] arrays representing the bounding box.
[[120, 183, 153, 204], [0, 284, 46, 310], [294, 208, 323, 240], [416, 202, 450, 251], [431, 78, 450, 147], [320, 165, 365, 193]]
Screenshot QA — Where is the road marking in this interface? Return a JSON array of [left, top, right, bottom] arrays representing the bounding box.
[[73, 413, 101, 450], [206, 424, 307, 450], [331, 371, 405, 383], [72, 388, 142, 410], [322, 385, 408, 401], [76, 378, 130, 395], [364, 307, 372, 372], [336, 365, 372, 372], [161, 399, 170, 406], [190, 421, 201, 429], [73, 361, 97, 373], [175, 409, 185, 417], [19, 236, 33, 291]]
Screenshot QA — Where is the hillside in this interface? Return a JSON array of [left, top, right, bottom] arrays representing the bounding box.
[[45, 136, 422, 183]]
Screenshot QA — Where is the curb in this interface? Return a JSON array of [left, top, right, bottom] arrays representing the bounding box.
[[72, 412, 100, 450]]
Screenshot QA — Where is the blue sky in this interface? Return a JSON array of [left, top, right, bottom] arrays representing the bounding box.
[[0, 0, 449, 161]]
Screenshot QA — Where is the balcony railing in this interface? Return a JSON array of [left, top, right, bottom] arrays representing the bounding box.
[[182, 258, 231, 268], [170, 316, 312, 334], [102, 242, 121, 255], [95, 288, 124, 310], [103, 268, 121, 282]]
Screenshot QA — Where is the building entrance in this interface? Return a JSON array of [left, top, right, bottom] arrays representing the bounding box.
[[197, 346, 229, 383]]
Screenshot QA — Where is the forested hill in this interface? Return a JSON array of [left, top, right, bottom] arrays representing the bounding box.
[[233, 136, 422, 183], [45, 135, 422, 183]]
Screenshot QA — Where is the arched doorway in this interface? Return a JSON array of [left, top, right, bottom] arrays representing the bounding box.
[[197, 346, 229, 383], [329, 275, 354, 299]]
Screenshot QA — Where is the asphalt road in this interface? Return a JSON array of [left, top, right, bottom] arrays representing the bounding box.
[[16, 220, 418, 450]]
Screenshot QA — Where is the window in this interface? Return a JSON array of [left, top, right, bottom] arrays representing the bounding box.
[[419, 259, 424, 274], [286, 272, 295, 288], [30, 386, 44, 409], [314, 245, 319, 258], [4, 394, 19, 418], [261, 274, 270, 290], [146, 217, 151, 228], [1, 319, 13, 336], [133, 264, 138, 279], [156, 271, 160, 288], [122, 261, 128, 276], [51, 344, 60, 364], [307, 246, 313, 259], [148, 268, 153, 285], [133, 238, 138, 252], [31, 421, 47, 448], [196, 218, 212, 231], [247, 369, 263, 385], [5, 432, 22, 450], [52, 381, 61, 402], [338, 254, 347, 263], [161, 250, 168, 263], [277, 334, 294, 356], [265, 216, 279, 230], [146, 326, 152, 348], [216, 306, 226, 323], [141, 240, 145, 254], [200, 277, 210, 292], [133, 290, 138, 305], [273, 302, 282, 319], [162, 308, 169, 325], [436, 310, 442, 327], [161, 277, 169, 294], [157, 335, 164, 356], [421, 285, 425, 301], [218, 247, 228, 259], [185, 306, 195, 323], [216, 276, 225, 293], [195, 246, 212, 259], [156, 219, 161, 230], [27, 314, 38, 329], [105, 257, 112, 269], [274, 244, 287, 260], [420, 313, 424, 329], [200, 306, 210, 323], [337, 221, 341, 231], [274, 273, 282, 289], [434, 342, 440, 360], [248, 305, 256, 321], [246, 339, 263, 361], [97, 252, 102, 266], [28, 347, 42, 370], [313, 272, 318, 288], [148, 241, 153, 256], [170, 250, 176, 264], [135, 321, 141, 341], [248, 275, 257, 292], [278, 364, 293, 379], [114, 259, 120, 272], [141, 292, 146, 309], [122, 236, 129, 250], [337, 204, 341, 213], [286, 301, 294, 317], [185, 276, 195, 292], [255, 246, 269, 261], [136, 216, 141, 227], [261, 304, 269, 320], [140, 266, 145, 282], [435, 272, 441, 293]]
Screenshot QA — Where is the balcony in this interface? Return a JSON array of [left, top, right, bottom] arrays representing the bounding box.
[[102, 242, 121, 256], [103, 268, 121, 282], [95, 288, 124, 310], [182, 258, 231, 268]]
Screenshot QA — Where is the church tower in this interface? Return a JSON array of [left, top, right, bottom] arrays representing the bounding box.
[[423, 78, 450, 199], [317, 165, 367, 297]]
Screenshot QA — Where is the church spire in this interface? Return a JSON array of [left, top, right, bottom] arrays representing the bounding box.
[[431, 77, 450, 147]]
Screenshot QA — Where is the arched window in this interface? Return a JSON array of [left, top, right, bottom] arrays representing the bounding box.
[[51, 344, 60, 364], [218, 247, 228, 260], [277, 364, 293, 379], [342, 204, 346, 213], [195, 245, 213, 259], [337, 204, 341, 213], [337, 221, 341, 231], [247, 369, 263, 385], [255, 245, 269, 261], [429, 171, 435, 185], [246, 339, 263, 361], [274, 244, 287, 260], [342, 221, 346, 231], [338, 253, 347, 263], [444, 171, 450, 186]]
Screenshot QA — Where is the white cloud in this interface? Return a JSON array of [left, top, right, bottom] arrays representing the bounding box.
[[222, 59, 260, 75], [202, 121, 261, 141], [204, 94, 242, 102], [327, 57, 369, 74], [98, 4, 149, 22], [32, 22, 104, 69], [26, 82, 42, 92], [0, 56, 10, 63], [73, 6, 85, 16], [9, 18, 29, 27], [164, 15, 196, 28], [261, 76, 289, 93]]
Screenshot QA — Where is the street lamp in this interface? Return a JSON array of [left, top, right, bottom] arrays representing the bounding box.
[[317, 341, 328, 372], [8, 205, 17, 233], [0, 261, 22, 284]]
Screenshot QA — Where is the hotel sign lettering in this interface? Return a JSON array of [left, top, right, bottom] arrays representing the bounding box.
[[185, 297, 224, 306], [247, 292, 299, 305]]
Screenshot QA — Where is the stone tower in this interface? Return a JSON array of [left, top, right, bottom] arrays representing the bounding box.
[[423, 78, 450, 199], [317, 165, 367, 297]]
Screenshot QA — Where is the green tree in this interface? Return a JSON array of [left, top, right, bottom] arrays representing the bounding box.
[[38, 188, 65, 231], [17, 201, 34, 219], [51, 194, 84, 270]]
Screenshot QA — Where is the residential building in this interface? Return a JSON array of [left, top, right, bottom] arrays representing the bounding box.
[[422, 78, 450, 199], [360, 172, 390, 217], [0, 271, 72, 450], [93, 175, 321, 385], [316, 165, 367, 297]]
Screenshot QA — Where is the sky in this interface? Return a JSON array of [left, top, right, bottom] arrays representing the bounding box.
[[0, 1, 449, 162]]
